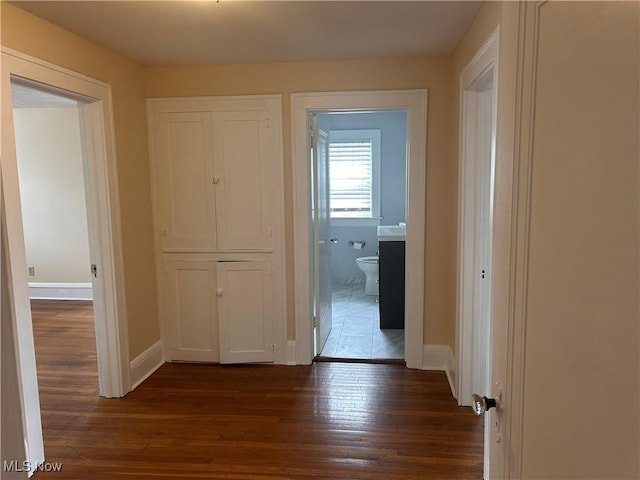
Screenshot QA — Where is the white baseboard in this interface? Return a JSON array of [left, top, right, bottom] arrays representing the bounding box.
[[29, 282, 93, 300], [129, 340, 164, 391], [286, 340, 297, 365], [422, 344, 456, 398], [445, 349, 456, 399]]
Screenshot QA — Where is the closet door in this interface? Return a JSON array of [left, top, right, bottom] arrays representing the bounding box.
[[212, 111, 273, 250], [154, 112, 217, 250], [165, 261, 219, 362], [217, 261, 273, 363]]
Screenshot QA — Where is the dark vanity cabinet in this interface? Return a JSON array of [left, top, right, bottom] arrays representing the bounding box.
[[378, 240, 405, 329]]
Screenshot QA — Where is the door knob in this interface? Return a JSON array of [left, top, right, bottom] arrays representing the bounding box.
[[471, 393, 498, 416], [330, 238, 338, 244]]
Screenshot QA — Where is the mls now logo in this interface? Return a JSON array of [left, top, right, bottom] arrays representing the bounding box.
[[3, 460, 63, 473]]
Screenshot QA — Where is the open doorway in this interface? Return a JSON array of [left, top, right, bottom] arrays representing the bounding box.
[[11, 81, 100, 398], [2, 49, 129, 472], [292, 90, 427, 369], [311, 110, 408, 361]]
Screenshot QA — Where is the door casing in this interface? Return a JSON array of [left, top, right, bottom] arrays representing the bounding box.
[[1, 47, 129, 473], [291, 90, 427, 368], [456, 28, 499, 402], [455, 27, 499, 477]]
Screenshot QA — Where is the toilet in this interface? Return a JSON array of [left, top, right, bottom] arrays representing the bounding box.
[[355, 256, 379, 296]]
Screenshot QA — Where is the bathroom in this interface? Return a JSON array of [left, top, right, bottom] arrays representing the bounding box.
[[318, 110, 408, 360]]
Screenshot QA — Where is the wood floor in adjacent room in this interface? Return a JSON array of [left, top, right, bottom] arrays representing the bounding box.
[[30, 299, 484, 479]]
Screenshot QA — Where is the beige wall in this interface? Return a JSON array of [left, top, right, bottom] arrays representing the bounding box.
[[146, 56, 458, 346], [453, 2, 502, 76], [14, 107, 91, 284], [522, 2, 639, 477], [1, 2, 159, 358]]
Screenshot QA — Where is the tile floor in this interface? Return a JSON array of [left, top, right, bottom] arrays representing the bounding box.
[[319, 282, 405, 359]]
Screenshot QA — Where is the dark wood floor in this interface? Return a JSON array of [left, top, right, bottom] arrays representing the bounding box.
[[30, 300, 484, 479]]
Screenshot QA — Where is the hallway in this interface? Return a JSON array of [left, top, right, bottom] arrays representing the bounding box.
[[31, 300, 483, 479]]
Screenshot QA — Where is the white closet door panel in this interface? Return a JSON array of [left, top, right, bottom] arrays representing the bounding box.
[[217, 261, 273, 363], [156, 112, 217, 250], [212, 111, 272, 250], [166, 262, 219, 362]]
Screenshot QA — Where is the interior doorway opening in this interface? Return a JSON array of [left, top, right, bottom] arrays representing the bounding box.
[[2, 49, 130, 473], [309, 110, 409, 362], [292, 90, 427, 369], [11, 80, 100, 397]]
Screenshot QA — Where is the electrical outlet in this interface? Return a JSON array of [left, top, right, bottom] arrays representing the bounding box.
[[28, 266, 35, 276]]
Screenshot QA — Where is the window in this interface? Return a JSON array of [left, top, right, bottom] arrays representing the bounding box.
[[329, 129, 381, 223]]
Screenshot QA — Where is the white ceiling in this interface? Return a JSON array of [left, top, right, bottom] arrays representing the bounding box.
[[12, 1, 483, 66]]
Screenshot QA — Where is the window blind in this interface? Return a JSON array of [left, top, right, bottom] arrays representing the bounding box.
[[329, 139, 373, 217]]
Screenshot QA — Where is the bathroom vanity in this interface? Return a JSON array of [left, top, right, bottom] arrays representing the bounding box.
[[377, 226, 406, 329]]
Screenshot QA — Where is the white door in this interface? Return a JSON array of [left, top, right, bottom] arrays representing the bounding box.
[[457, 32, 498, 412], [217, 261, 274, 363], [212, 110, 272, 250], [472, 85, 495, 478], [154, 112, 217, 250], [472, 87, 494, 399], [164, 261, 219, 362], [311, 114, 332, 354], [495, 3, 640, 478]]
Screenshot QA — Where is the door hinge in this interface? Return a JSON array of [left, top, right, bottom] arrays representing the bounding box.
[[91, 264, 97, 278], [313, 315, 318, 328]]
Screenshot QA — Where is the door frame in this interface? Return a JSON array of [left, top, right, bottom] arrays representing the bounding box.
[[1, 47, 130, 472], [456, 28, 499, 478], [291, 90, 427, 369], [456, 28, 499, 406]]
